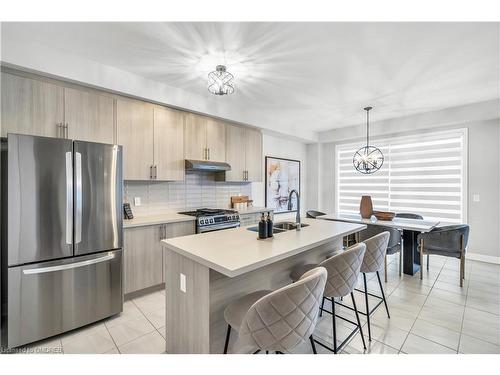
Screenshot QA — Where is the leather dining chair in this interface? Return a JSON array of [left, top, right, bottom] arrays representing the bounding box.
[[395, 213, 426, 270], [417, 225, 470, 287], [306, 210, 326, 219]]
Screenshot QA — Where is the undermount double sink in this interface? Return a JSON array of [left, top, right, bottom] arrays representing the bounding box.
[[247, 221, 309, 234]]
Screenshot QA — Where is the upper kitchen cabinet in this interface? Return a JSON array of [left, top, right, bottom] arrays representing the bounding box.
[[225, 124, 263, 182], [184, 113, 206, 160], [1, 73, 64, 138], [245, 127, 263, 182], [64, 87, 115, 144], [205, 117, 226, 162], [153, 106, 185, 181], [117, 99, 154, 180], [184, 113, 226, 162]]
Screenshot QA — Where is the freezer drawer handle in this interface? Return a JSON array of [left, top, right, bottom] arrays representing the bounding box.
[[22, 253, 116, 275]]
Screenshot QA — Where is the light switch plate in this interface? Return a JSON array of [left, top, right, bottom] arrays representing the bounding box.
[[134, 197, 141, 206], [180, 273, 186, 293], [473, 194, 480, 202]]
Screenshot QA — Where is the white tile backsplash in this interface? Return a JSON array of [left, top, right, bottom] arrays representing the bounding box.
[[123, 171, 252, 216]]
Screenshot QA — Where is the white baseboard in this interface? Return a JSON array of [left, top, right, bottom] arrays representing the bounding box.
[[466, 252, 500, 264]]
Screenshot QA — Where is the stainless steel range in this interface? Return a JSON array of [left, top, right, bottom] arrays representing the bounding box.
[[178, 208, 240, 233]]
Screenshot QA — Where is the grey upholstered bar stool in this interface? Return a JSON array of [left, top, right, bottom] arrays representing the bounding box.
[[359, 225, 402, 282], [223, 267, 327, 354], [352, 232, 390, 342], [418, 225, 469, 287], [290, 243, 367, 353]]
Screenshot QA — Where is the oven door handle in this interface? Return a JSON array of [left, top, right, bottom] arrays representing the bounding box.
[[198, 222, 240, 233]]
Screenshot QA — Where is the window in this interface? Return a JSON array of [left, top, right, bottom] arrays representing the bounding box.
[[335, 129, 467, 223]]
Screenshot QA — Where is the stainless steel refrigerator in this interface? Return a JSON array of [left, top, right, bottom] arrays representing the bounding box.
[[1, 134, 123, 349]]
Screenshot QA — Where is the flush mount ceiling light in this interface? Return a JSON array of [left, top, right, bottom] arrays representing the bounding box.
[[207, 65, 234, 95], [353, 106, 384, 174]]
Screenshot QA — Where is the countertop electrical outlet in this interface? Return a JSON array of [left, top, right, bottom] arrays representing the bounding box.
[[134, 197, 141, 206]]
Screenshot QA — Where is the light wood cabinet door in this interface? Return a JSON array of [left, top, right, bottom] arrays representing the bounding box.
[[206, 118, 226, 162], [184, 113, 206, 160], [154, 106, 185, 181], [163, 221, 196, 283], [225, 125, 246, 181], [1, 73, 64, 138], [165, 221, 196, 238], [124, 225, 164, 294], [245, 128, 263, 182], [117, 99, 154, 180], [64, 87, 115, 144]]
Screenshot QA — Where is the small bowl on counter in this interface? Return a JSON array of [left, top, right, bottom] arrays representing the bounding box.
[[373, 211, 396, 221]]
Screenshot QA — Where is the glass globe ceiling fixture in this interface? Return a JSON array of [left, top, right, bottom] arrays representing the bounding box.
[[353, 106, 384, 174], [207, 65, 234, 95]]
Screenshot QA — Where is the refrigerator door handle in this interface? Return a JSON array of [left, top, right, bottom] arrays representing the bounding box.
[[22, 253, 116, 275], [65, 152, 73, 245], [75, 151, 83, 244]]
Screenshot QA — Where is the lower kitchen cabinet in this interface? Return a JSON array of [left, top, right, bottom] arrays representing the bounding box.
[[123, 225, 164, 295], [123, 221, 195, 295]]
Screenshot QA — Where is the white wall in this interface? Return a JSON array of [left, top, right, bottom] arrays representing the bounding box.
[[252, 133, 308, 220], [313, 100, 500, 261]]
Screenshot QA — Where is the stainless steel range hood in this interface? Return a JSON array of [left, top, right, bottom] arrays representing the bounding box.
[[185, 159, 231, 172]]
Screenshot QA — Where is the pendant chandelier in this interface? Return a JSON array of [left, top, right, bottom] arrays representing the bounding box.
[[353, 106, 384, 174], [207, 65, 234, 95]]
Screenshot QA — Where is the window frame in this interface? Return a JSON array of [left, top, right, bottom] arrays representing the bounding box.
[[334, 128, 468, 224]]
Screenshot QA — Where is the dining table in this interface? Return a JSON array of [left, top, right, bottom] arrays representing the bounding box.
[[317, 213, 440, 276]]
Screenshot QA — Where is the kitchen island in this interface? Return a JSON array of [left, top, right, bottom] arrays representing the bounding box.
[[161, 218, 366, 353]]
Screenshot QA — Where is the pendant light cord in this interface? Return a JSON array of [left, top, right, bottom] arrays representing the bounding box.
[[366, 109, 369, 147]]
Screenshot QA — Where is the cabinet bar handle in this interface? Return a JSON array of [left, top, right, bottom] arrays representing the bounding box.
[[150, 165, 153, 179], [208, 148, 210, 160], [154, 165, 157, 179]]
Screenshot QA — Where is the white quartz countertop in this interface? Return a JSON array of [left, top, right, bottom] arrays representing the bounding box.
[[162, 218, 366, 277], [123, 207, 272, 228], [123, 212, 196, 228]]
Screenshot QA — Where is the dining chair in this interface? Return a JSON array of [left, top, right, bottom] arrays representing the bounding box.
[[359, 225, 402, 282], [223, 266, 327, 354], [417, 225, 470, 287], [395, 212, 427, 269], [306, 210, 326, 219]]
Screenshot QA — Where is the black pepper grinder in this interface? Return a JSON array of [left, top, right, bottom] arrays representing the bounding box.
[[266, 211, 273, 238], [258, 212, 268, 239]]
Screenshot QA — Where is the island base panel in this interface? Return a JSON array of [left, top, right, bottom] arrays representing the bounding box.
[[165, 249, 210, 354], [165, 239, 342, 353]]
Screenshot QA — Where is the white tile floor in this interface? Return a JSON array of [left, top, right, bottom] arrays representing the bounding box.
[[14, 255, 500, 354]]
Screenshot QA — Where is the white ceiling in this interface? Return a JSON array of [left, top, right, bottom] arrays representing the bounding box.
[[2, 22, 499, 134]]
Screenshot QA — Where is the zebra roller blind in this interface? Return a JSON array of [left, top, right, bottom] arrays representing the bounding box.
[[335, 129, 467, 223]]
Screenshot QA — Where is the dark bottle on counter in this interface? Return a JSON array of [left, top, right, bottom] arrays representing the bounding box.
[[258, 213, 268, 239], [266, 212, 273, 237]]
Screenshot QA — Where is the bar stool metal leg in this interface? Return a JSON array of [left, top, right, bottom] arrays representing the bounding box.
[[223, 324, 231, 354], [319, 296, 325, 317], [350, 292, 366, 350], [363, 273, 372, 341], [332, 297, 338, 353], [376, 271, 390, 318], [309, 335, 317, 354]]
